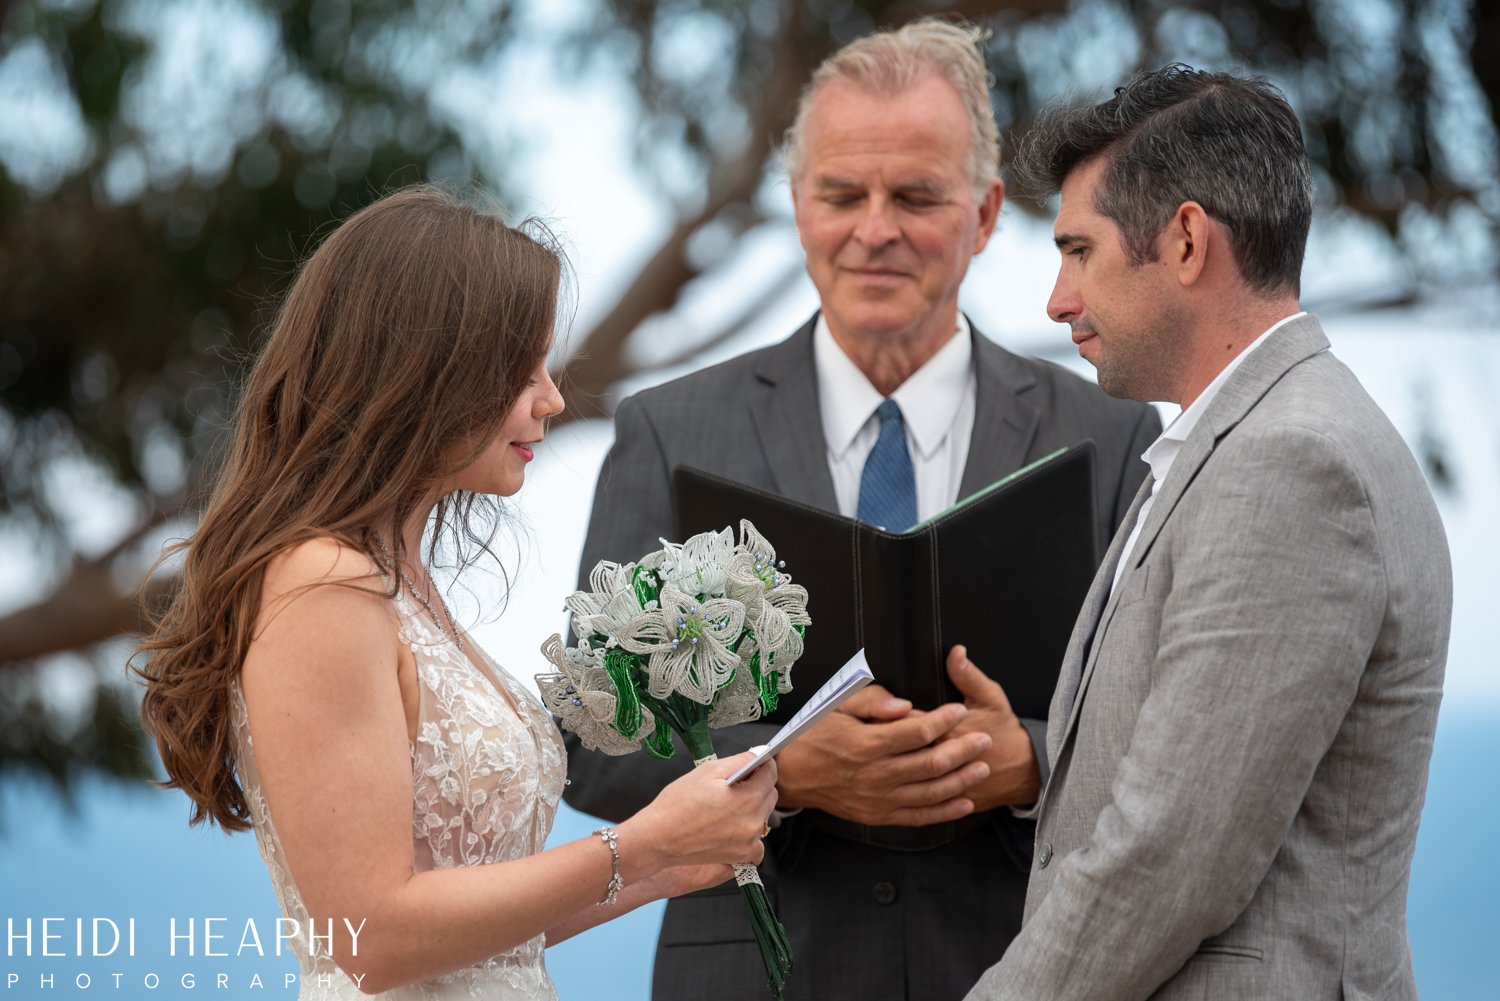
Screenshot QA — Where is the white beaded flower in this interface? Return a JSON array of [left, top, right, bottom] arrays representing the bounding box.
[[727, 521, 809, 687], [629, 585, 747, 705], [655, 526, 736, 598], [566, 579, 657, 648], [709, 634, 769, 727], [536, 635, 657, 756]]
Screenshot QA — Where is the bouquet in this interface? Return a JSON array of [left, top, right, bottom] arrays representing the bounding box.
[[536, 520, 809, 999]]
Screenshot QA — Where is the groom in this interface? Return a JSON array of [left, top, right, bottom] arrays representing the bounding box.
[[967, 66, 1452, 1000]]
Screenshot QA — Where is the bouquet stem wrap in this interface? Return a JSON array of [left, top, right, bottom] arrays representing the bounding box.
[[691, 748, 793, 1000]]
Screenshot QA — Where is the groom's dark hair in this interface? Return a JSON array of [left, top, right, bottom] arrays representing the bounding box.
[[1012, 64, 1315, 297]]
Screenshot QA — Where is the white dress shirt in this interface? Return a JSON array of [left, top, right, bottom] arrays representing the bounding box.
[[814, 314, 977, 524], [1109, 311, 1309, 597]]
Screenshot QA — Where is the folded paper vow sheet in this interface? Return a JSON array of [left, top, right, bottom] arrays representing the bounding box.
[[725, 649, 875, 784]]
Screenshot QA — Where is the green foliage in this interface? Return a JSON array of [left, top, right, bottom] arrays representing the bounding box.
[[0, 0, 506, 535], [980, 0, 1500, 236]]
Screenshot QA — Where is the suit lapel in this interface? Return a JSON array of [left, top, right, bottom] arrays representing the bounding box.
[[1105, 314, 1331, 588], [1051, 314, 1333, 758], [748, 317, 840, 510], [958, 324, 1041, 495], [1049, 477, 1152, 765]]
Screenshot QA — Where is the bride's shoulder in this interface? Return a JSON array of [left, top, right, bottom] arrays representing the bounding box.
[[246, 537, 399, 680], [266, 535, 380, 585], [258, 536, 391, 621]]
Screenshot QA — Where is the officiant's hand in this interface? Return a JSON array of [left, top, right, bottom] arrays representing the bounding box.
[[772, 684, 993, 827], [939, 645, 1041, 810]]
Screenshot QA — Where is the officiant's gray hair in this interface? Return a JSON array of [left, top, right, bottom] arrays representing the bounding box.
[[781, 17, 1000, 195]]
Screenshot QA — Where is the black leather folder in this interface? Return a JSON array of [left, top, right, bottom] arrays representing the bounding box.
[[672, 440, 1100, 724]]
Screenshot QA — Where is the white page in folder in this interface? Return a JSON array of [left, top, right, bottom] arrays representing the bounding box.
[[725, 649, 875, 784]]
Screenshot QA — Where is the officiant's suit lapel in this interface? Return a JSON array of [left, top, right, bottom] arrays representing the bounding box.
[[960, 334, 1041, 496], [748, 318, 840, 510]]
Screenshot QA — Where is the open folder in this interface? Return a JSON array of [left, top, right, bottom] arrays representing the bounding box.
[[673, 440, 1100, 724]]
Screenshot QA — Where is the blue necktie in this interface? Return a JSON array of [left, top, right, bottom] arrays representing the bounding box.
[[857, 399, 917, 531]]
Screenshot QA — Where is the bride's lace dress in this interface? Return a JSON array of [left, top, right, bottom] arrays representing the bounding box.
[[231, 588, 567, 1000]]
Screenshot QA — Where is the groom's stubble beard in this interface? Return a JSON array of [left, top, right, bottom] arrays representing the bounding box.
[[1084, 296, 1192, 405]]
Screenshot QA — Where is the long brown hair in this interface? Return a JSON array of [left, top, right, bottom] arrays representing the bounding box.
[[134, 186, 561, 831]]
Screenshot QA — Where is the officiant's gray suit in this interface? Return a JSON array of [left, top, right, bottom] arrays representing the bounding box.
[[968, 315, 1451, 1001], [566, 315, 1160, 1000]]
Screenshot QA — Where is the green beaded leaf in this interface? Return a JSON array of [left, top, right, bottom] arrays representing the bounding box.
[[603, 647, 645, 739], [631, 565, 663, 610], [642, 720, 676, 759], [745, 648, 779, 715]]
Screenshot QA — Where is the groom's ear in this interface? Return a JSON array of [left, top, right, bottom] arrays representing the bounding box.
[[1165, 202, 1212, 288]]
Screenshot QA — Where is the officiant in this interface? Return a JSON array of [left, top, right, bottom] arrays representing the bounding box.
[[565, 18, 1158, 1000]]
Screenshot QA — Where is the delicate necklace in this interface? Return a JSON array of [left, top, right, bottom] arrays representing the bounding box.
[[372, 535, 462, 651]]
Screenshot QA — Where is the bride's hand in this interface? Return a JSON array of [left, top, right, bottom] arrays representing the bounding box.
[[615, 752, 778, 879]]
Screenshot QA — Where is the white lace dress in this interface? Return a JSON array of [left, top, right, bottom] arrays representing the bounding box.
[[231, 589, 568, 1000]]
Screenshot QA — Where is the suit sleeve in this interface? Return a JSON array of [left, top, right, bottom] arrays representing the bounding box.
[[562, 394, 780, 823], [972, 424, 1386, 1001]]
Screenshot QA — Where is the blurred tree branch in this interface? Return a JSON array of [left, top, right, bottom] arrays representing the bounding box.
[[0, 496, 185, 665]]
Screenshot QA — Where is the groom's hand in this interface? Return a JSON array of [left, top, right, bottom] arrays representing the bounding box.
[[773, 683, 992, 827], [938, 645, 1041, 811]]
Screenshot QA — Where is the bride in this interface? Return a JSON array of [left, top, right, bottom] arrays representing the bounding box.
[[134, 186, 778, 999]]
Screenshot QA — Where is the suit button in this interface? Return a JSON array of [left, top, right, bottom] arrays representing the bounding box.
[[1038, 841, 1053, 868], [872, 881, 898, 905]]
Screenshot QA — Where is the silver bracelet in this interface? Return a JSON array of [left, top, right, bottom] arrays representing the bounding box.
[[594, 827, 623, 906]]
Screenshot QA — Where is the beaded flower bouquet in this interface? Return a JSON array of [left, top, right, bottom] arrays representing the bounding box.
[[536, 521, 809, 999]]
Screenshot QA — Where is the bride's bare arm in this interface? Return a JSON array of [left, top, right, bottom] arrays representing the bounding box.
[[540, 862, 729, 947], [240, 540, 776, 994]]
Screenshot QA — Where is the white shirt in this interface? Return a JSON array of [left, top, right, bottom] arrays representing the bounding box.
[[814, 314, 977, 524], [1109, 312, 1309, 597]]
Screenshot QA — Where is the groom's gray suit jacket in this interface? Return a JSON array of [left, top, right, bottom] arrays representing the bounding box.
[[969, 314, 1452, 1001], [566, 316, 1160, 1000]]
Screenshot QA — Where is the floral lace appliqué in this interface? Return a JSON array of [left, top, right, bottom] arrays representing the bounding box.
[[232, 589, 566, 1000]]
